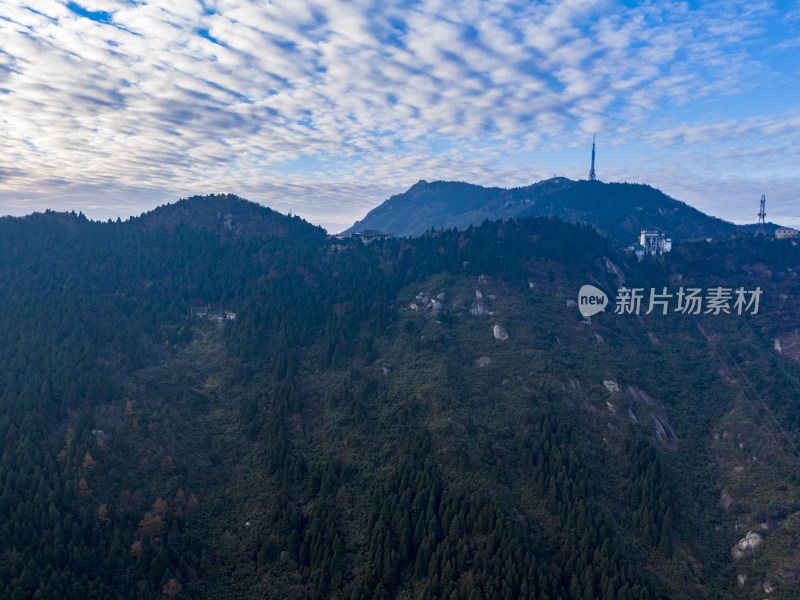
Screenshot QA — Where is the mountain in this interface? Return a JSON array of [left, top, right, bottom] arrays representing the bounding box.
[[343, 178, 759, 244], [1, 195, 799, 599], [131, 193, 326, 240]]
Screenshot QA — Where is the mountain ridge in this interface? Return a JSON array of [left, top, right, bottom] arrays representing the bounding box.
[[130, 193, 326, 240], [343, 177, 780, 244]]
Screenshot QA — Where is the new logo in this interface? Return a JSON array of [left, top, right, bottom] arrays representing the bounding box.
[[578, 285, 608, 317]]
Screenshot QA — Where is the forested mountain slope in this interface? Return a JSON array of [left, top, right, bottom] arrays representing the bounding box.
[[343, 178, 774, 243], [1, 196, 799, 600]]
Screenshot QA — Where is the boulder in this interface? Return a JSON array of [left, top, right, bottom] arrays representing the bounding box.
[[731, 531, 763, 560], [475, 356, 491, 367], [603, 380, 620, 393], [720, 488, 734, 513], [493, 324, 508, 340]]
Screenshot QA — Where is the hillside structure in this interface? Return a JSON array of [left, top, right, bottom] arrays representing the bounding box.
[[775, 227, 799, 239], [635, 230, 672, 257], [191, 304, 236, 320], [335, 229, 392, 243]]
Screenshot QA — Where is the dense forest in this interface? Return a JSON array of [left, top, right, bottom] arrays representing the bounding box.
[[1, 196, 799, 599]]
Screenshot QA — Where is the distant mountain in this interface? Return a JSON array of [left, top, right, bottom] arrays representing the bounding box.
[[131, 193, 325, 240], [343, 178, 759, 244]]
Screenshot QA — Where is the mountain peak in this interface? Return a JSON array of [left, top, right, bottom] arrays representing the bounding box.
[[343, 178, 742, 243], [132, 193, 324, 240]]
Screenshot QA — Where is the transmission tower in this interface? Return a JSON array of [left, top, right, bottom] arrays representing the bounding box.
[[756, 195, 766, 236], [588, 135, 596, 181]]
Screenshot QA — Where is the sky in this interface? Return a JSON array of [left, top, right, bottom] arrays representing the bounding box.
[[1, 0, 799, 233]]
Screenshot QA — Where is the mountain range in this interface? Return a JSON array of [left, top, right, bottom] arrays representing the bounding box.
[[343, 178, 778, 243]]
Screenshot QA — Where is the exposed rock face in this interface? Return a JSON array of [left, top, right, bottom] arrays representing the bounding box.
[[731, 531, 763, 560], [720, 488, 734, 513], [604, 258, 626, 287], [603, 380, 620, 393], [493, 324, 508, 340], [567, 378, 583, 392], [470, 302, 485, 316], [431, 300, 442, 311], [475, 356, 491, 367], [626, 385, 654, 404], [653, 413, 678, 450]]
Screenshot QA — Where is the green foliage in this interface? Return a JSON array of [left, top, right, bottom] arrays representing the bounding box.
[[0, 197, 798, 599]]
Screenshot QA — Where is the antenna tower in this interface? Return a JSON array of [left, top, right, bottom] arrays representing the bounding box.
[[756, 195, 766, 236], [588, 135, 596, 181]]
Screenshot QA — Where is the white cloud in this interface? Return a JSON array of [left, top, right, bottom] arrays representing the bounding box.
[[0, 0, 797, 231]]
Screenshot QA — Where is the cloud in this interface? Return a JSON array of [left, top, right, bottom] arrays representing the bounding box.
[[0, 0, 797, 230]]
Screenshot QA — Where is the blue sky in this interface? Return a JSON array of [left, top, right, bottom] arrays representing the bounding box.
[[1, 0, 798, 233]]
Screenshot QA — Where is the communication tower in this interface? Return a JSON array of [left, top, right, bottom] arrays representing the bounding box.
[[756, 195, 766, 236], [588, 135, 596, 181]]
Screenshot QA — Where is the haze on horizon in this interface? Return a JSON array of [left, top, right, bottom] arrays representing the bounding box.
[[1, 0, 799, 233]]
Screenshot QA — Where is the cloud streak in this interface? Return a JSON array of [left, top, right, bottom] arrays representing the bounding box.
[[0, 0, 798, 231]]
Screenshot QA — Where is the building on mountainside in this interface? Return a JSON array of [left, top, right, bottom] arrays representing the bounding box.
[[631, 230, 672, 257], [333, 230, 392, 244], [775, 227, 799, 239], [351, 229, 392, 244], [190, 305, 235, 320]]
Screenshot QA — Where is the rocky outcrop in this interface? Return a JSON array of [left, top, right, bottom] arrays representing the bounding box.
[[731, 531, 763, 560], [604, 258, 626, 287], [720, 488, 734, 513], [470, 302, 485, 316], [603, 380, 620, 393], [493, 324, 508, 340], [653, 413, 678, 451], [475, 356, 491, 367]]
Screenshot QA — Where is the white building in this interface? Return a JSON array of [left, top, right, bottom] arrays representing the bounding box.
[[775, 227, 799, 239], [638, 230, 672, 255]]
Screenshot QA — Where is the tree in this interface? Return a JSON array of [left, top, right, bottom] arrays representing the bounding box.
[[162, 578, 182, 599]]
